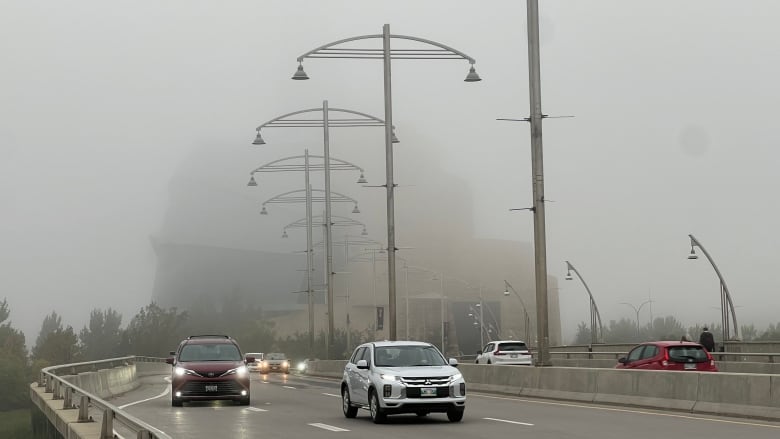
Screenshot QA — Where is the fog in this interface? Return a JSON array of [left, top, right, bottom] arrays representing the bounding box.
[[2, 0, 779, 345]]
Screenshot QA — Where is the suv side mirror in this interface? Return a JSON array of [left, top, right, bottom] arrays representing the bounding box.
[[448, 358, 459, 367], [476, 350, 481, 355], [165, 357, 175, 365], [356, 359, 369, 369], [169, 351, 176, 356]]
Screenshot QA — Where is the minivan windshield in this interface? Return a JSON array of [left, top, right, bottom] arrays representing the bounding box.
[[374, 345, 447, 367], [179, 343, 242, 362]]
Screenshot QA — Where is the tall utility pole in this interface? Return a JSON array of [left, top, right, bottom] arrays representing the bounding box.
[[527, 0, 551, 366]]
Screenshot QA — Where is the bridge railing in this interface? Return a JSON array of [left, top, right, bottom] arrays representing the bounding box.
[[36, 355, 171, 439]]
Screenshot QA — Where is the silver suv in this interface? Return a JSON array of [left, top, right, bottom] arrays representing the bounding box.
[[341, 341, 466, 423]]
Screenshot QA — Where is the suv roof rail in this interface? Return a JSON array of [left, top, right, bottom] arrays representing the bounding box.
[[187, 334, 230, 339]]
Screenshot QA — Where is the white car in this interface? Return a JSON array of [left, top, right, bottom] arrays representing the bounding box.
[[341, 341, 466, 423], [245, 352, 265, 372], [475, 340, 533, 365]]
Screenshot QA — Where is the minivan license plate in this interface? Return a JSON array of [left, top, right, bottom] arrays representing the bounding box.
[[420, 387, 437, 397], [205, 385, 218, 392]]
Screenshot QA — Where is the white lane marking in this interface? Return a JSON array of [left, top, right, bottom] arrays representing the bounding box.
[[283, 385, 297, 389], [484, 417, 534, 426], [118, 383, 170, 408], [323, 393, 340, 397], [245, 407, 268, 412], [473, 393, 780, 429], [309, 423, 350, 432]]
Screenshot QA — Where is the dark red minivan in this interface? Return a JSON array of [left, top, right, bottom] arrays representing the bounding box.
[[616, 341, 718, 372], [166, 335, 255, 406]]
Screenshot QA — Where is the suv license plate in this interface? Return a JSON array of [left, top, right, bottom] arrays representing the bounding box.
[[684, 363, 696, 370], [205, 385, 218, 392], [420, 387, 437, 397]]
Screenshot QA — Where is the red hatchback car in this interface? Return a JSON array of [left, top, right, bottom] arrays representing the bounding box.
[[616, 341, 718, 372]]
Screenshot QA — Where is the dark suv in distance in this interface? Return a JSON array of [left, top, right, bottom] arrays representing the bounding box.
[[166, 335, 255, 406]]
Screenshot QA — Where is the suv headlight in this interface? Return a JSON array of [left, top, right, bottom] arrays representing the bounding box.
[[224, 366, 248, 377], [380, 373, 400, 381], [449, 373, 463, 382], [174, 367, 198, 377]]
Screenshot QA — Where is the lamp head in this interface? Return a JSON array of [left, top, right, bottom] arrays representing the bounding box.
[[252, 131, 266, 145], [260, 205, 268, 215], [391, 130, 400, 143], [352, 205, 360, 214], [565, 272, 573, 281], [687, 248, 698, 260], [361, 227, 368, 236], [356, 173, 368, 184], [282, 230, 288, 238], [464, 65, 482, 82], [503, 290, 510, 297], [247, 175, 258, 187], [291, 63, 309, 80]]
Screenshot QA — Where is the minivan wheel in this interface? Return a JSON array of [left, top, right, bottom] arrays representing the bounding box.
[[237, 395, 250, 406], [447, 408, 464, 422], [369, 390, 386, 424], [342, 387, 358, 418], [172, 396, 183, 407]]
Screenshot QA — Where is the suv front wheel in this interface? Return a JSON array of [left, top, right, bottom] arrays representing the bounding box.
[[341, 387, 358, 418], [369, 390, 386, 424], [447, 407, 464, 422]]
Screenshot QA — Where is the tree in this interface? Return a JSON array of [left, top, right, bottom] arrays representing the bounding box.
[[32, 326, 81, 366], [34, 311, 62, 351], [120, 302, 188, 356], [0, 298, 30, 410], [605, 318, 640, 343], [572, 322, 592, 345], [79, 308, 123, 361]]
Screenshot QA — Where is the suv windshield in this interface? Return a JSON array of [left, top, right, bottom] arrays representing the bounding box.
[[374, 345, 447, 367], [179, 343, 242, 361], [497, 342, 528, 351], [267, 353, 286, 360], [668, 346, 708, 362]]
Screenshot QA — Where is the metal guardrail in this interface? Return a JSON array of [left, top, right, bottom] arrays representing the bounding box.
[[38, 355, 171, 439]]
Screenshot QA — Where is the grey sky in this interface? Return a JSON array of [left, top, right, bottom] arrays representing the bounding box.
[[2, 0, 779, 344]]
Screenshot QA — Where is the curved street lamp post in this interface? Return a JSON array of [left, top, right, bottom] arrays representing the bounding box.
[[687, 234, 739, 342], [293, 24, 481, 341], [565, 261, 605, 344], [503, 280, 533, 345], [253, 101, 384, 358], [619, 300, 653, 338], [259, 185, 362, 358]]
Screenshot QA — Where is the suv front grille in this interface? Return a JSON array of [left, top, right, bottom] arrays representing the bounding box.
[[401, 376, 451, 386], [180, 380, 243, 396]]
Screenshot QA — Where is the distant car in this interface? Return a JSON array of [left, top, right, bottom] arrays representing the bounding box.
[[245, 353, 265, 372], [475, 340, 533, 365], [165, 335, 255, 407], [616, 341, 718, 372], [260, 352, 290, 374], [341, 341, 466, 423]]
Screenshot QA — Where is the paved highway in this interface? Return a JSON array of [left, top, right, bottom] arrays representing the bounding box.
[[109, 372, 780, 439]]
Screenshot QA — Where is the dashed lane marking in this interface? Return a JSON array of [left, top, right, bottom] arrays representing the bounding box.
[[283, 385, 297, 389], [245, 407, 268, 412], [484, 417, 534, 426], [309, 423, 350, 432]]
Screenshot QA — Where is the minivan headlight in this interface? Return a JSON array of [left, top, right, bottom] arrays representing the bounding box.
[[224, 366, 248, 377]]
